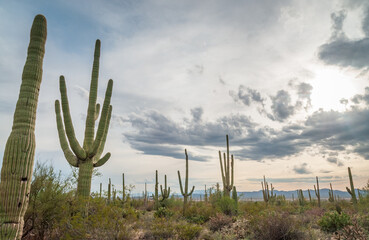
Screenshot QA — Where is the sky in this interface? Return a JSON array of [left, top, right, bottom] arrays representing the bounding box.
[[0, 0, 369, 195]]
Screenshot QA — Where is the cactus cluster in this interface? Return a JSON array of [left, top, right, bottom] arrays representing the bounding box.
[[261, 176, 276, 204], [0, 15, 47, 240], [178, 149, 195, 215], [219, 135, 234, 197]]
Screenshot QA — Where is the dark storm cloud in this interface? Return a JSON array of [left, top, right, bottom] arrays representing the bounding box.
[[351, 87, 369, 105], [123, 91, 369, 161], [229, 85, 264, 107], [293, 163, 311, 174], [318, 9, 369, 68]]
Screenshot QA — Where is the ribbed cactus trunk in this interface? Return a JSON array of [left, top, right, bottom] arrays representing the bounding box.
[[314, 176, 321, 208], [0, 15, 47, 240], [77, 160, 94, 198], [346, 167, 357, 206], [55, 39, 113, 199]]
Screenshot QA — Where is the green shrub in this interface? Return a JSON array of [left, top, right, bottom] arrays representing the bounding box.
[[154, 207, 174, 218], [148, 218, 176, 239], [176, 222, 202, 240], [217, 196, 237, 216], [318, 211, 351, 232], [184, 202, 216, 224]]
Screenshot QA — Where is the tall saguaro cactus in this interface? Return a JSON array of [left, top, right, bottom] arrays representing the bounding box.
[[314, 176, 321, 208], [152, 170, 159, 210], [346, 167, 357, 205], [55, 40, 113, 198], [0, 15, 47, 240], [178, 149, 195, 215], [219, 135, 234, 197]]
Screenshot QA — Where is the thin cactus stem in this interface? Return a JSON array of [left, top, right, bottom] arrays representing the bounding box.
[[153, 170, 159, 210], [328, 183, 335, 203], [178, 149, 195, 215], [108, 178, 111, 204], [314, 176, 321, 208], [308, 189, 312, 203], [0, 15, 47, 240], [346, 167, 357, 205], [100, 183, 102, 198], [122, 173, 126, 202], [219, 135, 234, 197], [204, 184, 208, 203], [55, 39, 113, 199]]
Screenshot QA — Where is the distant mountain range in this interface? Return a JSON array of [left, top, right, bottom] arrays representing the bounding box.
[[130, 188, 366, 201]]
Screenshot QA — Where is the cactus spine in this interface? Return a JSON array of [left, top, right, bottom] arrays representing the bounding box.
[[346, 167, 357, 205], [0, 15, 47, 240], [178, 149, 195, 215], [219, 135, 234, 197], [314, 176, 321, 207], [55, 39, 113, 199], [160, 174, 170, 202]]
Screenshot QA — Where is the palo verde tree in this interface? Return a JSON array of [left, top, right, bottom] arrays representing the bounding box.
[[55, 39, 113, 199], [0, 15, 47, 240]]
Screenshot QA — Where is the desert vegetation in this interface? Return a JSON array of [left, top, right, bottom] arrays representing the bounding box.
[[1, 13, 369, 240]]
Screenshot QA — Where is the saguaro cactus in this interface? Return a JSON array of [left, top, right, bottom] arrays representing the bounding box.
[[160, 174, 170, 202], [122, 173, 126, 202], [328, 183, 335, 203], [346, 167, 357, 205], [178, 149, 195, 215], [297, 189, 305, 206], [55, 39, 113, 198], [314, 176, 321, 208], [219, 135, 234, 197], [152, 170, 159, 209], [0, 15, 47, 240]]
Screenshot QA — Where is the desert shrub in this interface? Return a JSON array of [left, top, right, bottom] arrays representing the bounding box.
[[22, 162, 73, 240], [219, 217, 251, 239], [154, 207, 174, 218], [335, 218, 367, 240], [216, 196, 237, 216], [251, 211, 306, 240], [176, 221, 202, 240], [184, 202, 216, 224], [208, 213, 233, 232], [147, 218, 176, 239], [318, 211, 351, 233]]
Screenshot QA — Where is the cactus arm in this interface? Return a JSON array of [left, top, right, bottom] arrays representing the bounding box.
[[178, 170, 184, 195], [219, 151, 226, 188], [55, 100, 78, 167], [90, 80, 113, 156], [189, 186, 195, 196], [93, 152, 111, 167], [94, 103, 100, 121], [59, 76, 86, 159], [94, 105, 112, 161], [83, 40, 101, 150], [160, 184, 164, 196]]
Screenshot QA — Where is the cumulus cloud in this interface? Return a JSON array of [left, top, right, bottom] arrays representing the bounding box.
[[318, 8, 369, 69], [293, 163, 311, 174], [123, 96, 369, 161], [268, 90, 295, 121], [326, 157, 344, 167], [229, 85, 264, 107], [351, 87, 369, 105]]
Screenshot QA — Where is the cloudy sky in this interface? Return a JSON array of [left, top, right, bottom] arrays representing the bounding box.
[[1, 0, 369, 194]]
